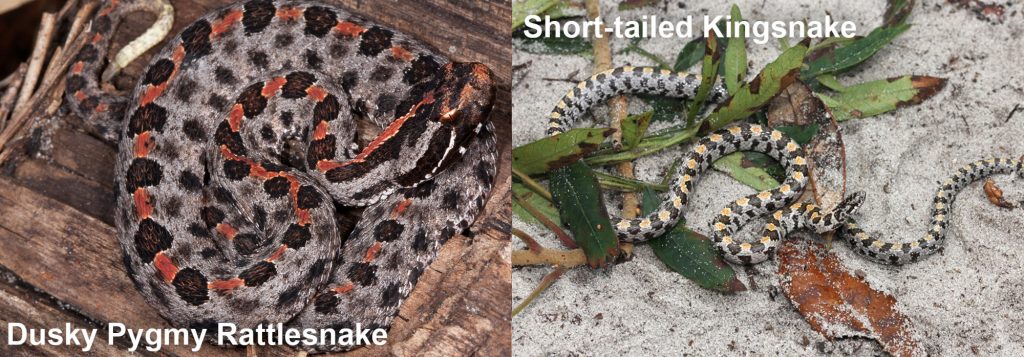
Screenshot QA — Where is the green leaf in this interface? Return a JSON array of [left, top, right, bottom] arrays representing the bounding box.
[[816, 75, 946, 121], [621, 111, 653, 149], [801, 24, 910, 80], [640, 95, 688, 122], [620, 40, 673, 69], [514, 26, 593, 56], [642, 188, 745, 293], [549, 161, 620, 267], [512, 182, 561, 226], [712, 152, 781, 191], [673, 37, 706, 71], [512, 0, 560, 30], [723, 4, 748, 95], [685, 32, 722, 126], [775, 123, 820, 145], [513, 128, 614, 175], [704, 40, 809, 132]]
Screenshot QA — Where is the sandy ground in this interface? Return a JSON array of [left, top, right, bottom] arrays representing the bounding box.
[[511, 0, 1024, 355]]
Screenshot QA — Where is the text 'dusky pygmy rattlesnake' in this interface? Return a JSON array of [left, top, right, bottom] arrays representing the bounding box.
[[65, 0, 497, 352]]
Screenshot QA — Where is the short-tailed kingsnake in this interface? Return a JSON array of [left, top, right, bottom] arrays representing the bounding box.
[[546, 66, 1023, 265]]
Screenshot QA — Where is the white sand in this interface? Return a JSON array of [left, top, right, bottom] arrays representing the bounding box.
[[511, 0, 1024, 355]]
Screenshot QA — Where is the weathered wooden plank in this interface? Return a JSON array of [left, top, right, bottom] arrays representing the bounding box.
[[0, 276, 131, 356], [0, 178, 275, 356]]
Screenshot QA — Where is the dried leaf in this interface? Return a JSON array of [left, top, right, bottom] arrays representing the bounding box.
[[817, 75, 947, 121], [983, 178, 1014, 208], [642, 188, 745, 293], [779, 241, 921, 356], [512, 128, 614, 175], [769, 81, 847, 210], [549, 161, 620, 267], [883, 0, 915, 27], [703, 39, 809, 133]]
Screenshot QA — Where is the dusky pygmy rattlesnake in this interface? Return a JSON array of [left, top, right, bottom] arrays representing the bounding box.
[[65, 0, 498, 352]]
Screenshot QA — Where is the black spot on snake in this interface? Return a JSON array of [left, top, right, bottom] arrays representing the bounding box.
[[239, 261, 277, 287], [341, 71, 359, 89], [313, 292, 338, 314], [94, 14, 112, 33], [214, 66, 238, 85], [329, 42, 347, 58], [306, 135, 336, 167], [134, 218, 173, 262], [236, 82, 268, 118], [304, 49, 322, 70], [282, 224, 311, 249], [75, 44, 98, 63], [296, 186, 323, 209], [233, 233, 261, 255], [206, 93, 228, 110], [374, 220, 403, 242], [275, 32, 295, 48], [281, 71, 317, 99], [180, 20, 212, 64], [375, 94, 397, 117], [214, 121, 247, 155], [172, 268, 209, 306], [370, 66, 393, 82], [143, 59, 175, 86], [380, 282, 401, 307], [125, 158, 163, 192], [403, 55, 440, 84], [411, 228, 429, 252], [347, 262, 377, 286], [223, 159, 251, 180], [188, 222, 210, 238], [358, 26, 393, 57], [242, 0, 275, 34], [248, 50, 269, 68], [303, 6, 337, 37], [127, 103, 168, 136], [66, 75, 85, 93], [162, 196, 182, 218], [201, 206, 226, 228], [441, 189, 460, 211], [276, 286, 302, 308], [313, 94, 340, 122], [262, 177, 290, 198]]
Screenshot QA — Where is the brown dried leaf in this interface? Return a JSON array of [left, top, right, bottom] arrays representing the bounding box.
[[779, 241, 921, 356], [767, 81, 847, 210], [983, 178, 1014, 208]]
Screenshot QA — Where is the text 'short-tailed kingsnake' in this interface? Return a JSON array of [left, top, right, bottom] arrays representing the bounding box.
[[546, 66, 1023, 265], [65, 0, 497, 352]]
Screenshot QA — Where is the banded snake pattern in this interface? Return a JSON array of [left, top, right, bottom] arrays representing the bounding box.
[[546, 65, 1023, 265]]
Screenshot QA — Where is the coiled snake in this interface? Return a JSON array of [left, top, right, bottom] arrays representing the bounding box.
[[546, 66, 1023, 265], [65, 0, 496, 352]]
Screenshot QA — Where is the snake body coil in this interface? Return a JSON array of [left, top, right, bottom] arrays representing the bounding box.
[[66, 0, 497, 352], [547, 66, 1022, 265]]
